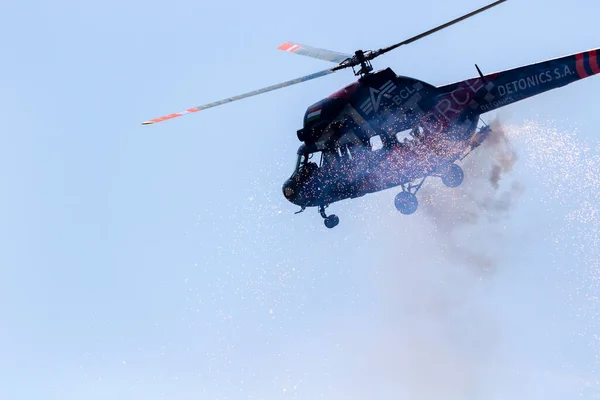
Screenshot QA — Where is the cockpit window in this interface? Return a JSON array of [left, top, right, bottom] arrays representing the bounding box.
[[292, 150, 323, 179], [293, 152, 310, 174], [309, 151, 322, 167], [293, 153, 302, 173]]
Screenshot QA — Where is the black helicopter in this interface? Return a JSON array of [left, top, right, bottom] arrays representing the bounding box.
[[143, 0, 600, 229]]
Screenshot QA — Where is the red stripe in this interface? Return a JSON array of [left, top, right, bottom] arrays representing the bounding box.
[[576, 53, 589, 78], [151, 113, 182, 123], [589, 50, 600, 74], [277, 42, 294, 51]]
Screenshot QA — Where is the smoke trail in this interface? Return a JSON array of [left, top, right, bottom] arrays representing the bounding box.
[[410, 119, 599, 397], [352, 119, 600, 399], [417, 118, 525, 275]]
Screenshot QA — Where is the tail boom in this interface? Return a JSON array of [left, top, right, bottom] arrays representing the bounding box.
[[438, 48, 600, 114]]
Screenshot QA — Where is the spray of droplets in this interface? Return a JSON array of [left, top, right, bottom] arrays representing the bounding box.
[[505, 119, 600, 366]]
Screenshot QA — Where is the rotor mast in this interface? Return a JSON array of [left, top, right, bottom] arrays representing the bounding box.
[[352, 50, 373, 77]]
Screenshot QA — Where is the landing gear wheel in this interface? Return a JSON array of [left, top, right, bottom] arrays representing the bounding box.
[[319, 205, 340, 229], [324, 215, 339, 229], [394, 191, 418, 215], [442, 163, 464, 188]]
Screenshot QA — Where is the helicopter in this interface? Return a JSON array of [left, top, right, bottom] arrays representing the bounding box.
[[143, 0, 600, 229]]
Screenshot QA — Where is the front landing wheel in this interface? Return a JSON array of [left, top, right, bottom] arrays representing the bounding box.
[[324, 215, 339, 229], [394, 192, 418, 215]]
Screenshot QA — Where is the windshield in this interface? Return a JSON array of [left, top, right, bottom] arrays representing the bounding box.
[[293, 153, 302, 174], [292, 145, 324, 177]]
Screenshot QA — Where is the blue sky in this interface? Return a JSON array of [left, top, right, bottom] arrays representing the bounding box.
[[1, 0, 599, 398]]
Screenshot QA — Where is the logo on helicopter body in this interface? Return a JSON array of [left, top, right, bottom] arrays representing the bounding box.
[[359, 81, 397, 115]]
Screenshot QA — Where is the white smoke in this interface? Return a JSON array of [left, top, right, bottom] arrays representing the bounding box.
[[418, 118, 525, 275], [316, 118, 600, 400]]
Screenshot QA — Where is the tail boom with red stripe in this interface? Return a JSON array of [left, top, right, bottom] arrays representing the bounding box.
[[437, 48, 600, 115]]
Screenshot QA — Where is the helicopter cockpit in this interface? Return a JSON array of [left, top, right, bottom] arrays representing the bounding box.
[[283, 144, 319, 205], [293, 145, 319, 176]]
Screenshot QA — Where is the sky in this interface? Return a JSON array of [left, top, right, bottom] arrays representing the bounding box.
[[1, 0, 599, 399]]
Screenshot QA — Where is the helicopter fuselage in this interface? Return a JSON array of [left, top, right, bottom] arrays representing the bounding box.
[[282, 126, 480, 208]]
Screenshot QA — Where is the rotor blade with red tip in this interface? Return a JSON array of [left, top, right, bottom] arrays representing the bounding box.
[[277, 41, 352, 64], [142, 68, 337, 125]]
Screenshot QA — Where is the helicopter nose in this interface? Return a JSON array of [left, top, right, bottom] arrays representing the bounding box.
[[282, 178, 299, 204]]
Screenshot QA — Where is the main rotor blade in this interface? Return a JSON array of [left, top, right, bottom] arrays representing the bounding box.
[[371, 0, 507, 60], [277, 41, 352, 64], [142, 68, 337, 125]]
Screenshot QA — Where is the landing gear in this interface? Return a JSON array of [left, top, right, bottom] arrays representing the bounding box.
[[395, 191, 418, 214], [394, 177, 425, 215], [324, 215, 340, 229], [468, 122, 492, 150], [319, 205, 339, 229], [441, 163, 464, 188]]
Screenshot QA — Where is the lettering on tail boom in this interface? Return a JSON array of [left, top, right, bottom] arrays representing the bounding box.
[[496, 66, 575, 96]]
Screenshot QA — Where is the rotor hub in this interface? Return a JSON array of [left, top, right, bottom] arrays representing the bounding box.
[[352, 50, 373, 77]]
